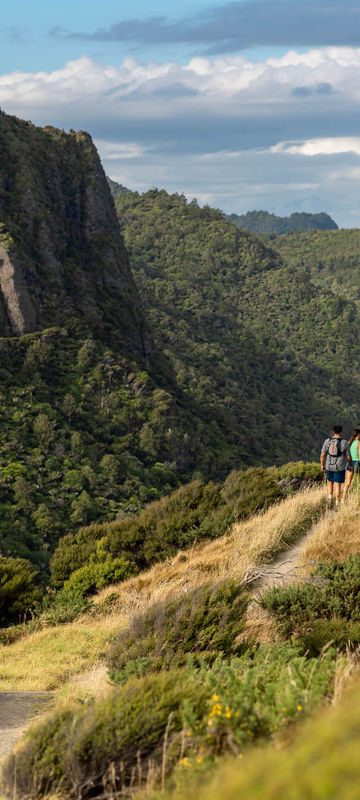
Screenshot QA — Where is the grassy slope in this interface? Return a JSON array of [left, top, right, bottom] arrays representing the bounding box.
[[3, 487, 360, 800], [0, 486, 325, 692]]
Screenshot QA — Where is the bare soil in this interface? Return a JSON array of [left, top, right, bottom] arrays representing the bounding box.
[[0, 693, 52, 758]]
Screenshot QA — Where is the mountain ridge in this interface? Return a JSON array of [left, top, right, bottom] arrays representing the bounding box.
[[226, 209, 338, 234]]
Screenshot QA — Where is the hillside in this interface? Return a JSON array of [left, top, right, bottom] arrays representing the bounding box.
[[267, 227, 360, 301], [2, 485, 360, 799], [0, 113, 236, 573], [111, 185, 360, 466], [227, 209, 338, 234]]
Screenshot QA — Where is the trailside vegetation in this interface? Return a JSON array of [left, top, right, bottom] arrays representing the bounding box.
[[49, 462, 321, 592]]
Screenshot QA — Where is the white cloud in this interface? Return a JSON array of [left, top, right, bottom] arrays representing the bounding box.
[[272, 138, 360, 156], [95, 140, 149, 160], [1, 46, 360, 116]]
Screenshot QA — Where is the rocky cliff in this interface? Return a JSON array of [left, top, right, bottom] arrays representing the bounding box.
[[0, 110, 148, 358]]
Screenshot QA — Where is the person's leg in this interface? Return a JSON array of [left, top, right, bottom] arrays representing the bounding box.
[[334, 471, 346, 505], [334, 481, 341, 503], [344, 466, 353, 499], [327, 478, 334, 504]]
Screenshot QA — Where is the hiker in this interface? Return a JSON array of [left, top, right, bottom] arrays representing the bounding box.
[[320, 425, 353, 507], [344, 428, 360, 495]]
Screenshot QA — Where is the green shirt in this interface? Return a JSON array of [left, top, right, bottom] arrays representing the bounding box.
[[350, 440, 360, 461]]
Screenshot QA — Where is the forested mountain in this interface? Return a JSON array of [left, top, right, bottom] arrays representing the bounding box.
[[0, 108, 359, 576], [227, 209, 338, 234], [0, 113, 230, 571], [112, 186, 360, 464]]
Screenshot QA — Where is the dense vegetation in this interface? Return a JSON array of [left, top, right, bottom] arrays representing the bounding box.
[[261, 553, 360, 654], [226, 209, 338, 234], [112, 186, 360, 466], [0, 328, 220, 576], [267, 227, 360, 301]]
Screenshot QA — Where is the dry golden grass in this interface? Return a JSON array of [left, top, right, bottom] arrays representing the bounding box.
[[297, 491, 360, 567], [0, 612, 126, 693], [0, 486, 324, 694], [96, 486, 325, 614]]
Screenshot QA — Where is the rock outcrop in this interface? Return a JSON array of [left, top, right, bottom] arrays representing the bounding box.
[[0, 110, 148, 358]]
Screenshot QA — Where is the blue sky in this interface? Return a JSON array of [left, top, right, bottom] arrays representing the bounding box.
[[1, 0, 360, 226]]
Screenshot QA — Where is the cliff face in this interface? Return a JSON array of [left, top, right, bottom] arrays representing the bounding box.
[[0, 111, 148, 358]]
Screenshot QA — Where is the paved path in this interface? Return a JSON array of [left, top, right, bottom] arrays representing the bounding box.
[[0, 693, 52, 758]]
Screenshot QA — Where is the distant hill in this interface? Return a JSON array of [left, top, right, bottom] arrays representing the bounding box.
[[227, 209, 338, 234]]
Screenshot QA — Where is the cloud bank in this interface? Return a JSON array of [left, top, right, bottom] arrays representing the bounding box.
[[1, 47, 360, 225]]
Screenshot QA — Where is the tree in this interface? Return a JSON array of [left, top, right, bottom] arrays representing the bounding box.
[[0, 556, 42, 625]]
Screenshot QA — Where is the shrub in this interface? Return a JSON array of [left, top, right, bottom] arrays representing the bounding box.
[[62, 539, 138, 598], [2, 669, 208, 799], [186, 642, 336, 751], [261, 554, 360, 645], [109, 580, 248, 682], [0, 555, 42, 625], [301, 618, 360, 657]]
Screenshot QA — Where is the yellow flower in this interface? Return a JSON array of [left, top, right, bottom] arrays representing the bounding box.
[[225, 708, 232, 718], [196, 757, 204, 764], [212, 694, 219, 701], [297, 705, 303, 711]]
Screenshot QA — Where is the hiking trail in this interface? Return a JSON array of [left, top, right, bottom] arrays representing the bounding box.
[[0, 693, 52, 759]]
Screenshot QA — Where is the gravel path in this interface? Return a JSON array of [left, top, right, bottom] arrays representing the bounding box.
[[0, 693, 52, 758]]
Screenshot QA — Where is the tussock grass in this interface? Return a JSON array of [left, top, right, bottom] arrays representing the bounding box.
[[298, 492, 360, 567]]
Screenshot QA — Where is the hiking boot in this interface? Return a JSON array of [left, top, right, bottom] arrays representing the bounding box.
[[327, 496, 333, 508]]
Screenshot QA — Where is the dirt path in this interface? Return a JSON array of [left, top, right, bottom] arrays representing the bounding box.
[[0, 693, 52, 758], [242, 510, 328, 641]]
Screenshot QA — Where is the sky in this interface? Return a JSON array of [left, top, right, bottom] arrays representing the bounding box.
[[1, 0, 360, 226]]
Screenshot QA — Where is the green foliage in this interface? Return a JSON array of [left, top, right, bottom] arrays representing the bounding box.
[[0, 555, 42, 625], [62, 541, 138, 598], [50, 463, 321, 590], [113, 185, 360, 470], [261, 554, 360, 652], [2, 643, 338, 799], [2, 669, 209, 799], [186, 642, 336, 749], [109, 580, 248, 681], [269, 228, 360, 302]]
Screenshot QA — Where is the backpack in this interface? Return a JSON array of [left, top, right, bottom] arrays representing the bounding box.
[[328, 437, 346, 460]]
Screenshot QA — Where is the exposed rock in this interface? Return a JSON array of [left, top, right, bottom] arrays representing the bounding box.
[[0, 111, 149, 358]]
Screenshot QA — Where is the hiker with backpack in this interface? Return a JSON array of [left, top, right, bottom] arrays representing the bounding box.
[[320, 425, 353, 507]]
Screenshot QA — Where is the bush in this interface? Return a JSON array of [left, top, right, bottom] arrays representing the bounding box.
[[185, 642, 336, 751], [301, 618, 360, 657], [0, 555, 42, 625], [261, 554, 360, 646], [109, 580, 248, 682], [62, 539, 138, 598], [2, 669, 208, 799]]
